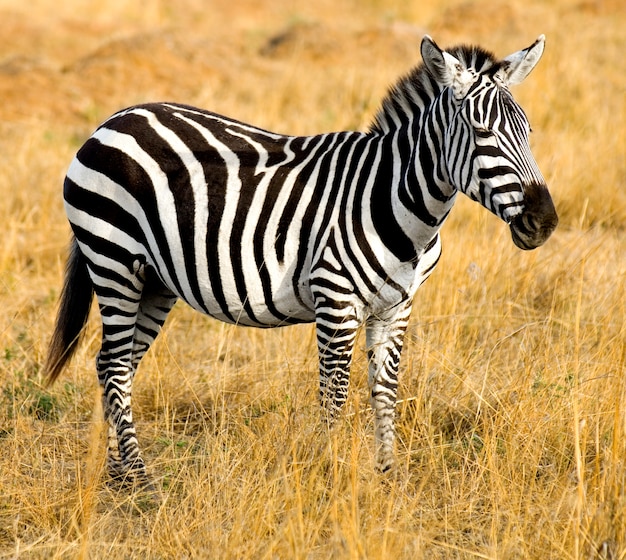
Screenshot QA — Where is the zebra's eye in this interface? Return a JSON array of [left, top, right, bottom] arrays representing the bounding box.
[[474, 128, 491, 137]]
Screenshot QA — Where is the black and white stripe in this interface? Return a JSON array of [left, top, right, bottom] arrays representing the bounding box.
[[46, 35, 557, 483]]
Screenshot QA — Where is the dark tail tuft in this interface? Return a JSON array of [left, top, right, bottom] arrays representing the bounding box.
[[45, 237, 94, 386]]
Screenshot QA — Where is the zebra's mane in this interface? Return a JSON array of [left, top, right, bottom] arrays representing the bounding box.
[[369, 44, 502, 134]]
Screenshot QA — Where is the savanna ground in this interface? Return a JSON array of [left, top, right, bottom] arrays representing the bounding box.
[[0, 0, 625, 557]]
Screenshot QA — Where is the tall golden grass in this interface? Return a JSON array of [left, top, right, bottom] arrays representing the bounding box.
[[0, 0, 625, 557]]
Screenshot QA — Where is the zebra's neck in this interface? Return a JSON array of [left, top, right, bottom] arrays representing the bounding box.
[[370, 58, 443, 136], [365, 75, 458, 263]]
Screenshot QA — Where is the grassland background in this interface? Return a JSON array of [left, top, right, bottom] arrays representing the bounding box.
[[0, 0, 624, 558]]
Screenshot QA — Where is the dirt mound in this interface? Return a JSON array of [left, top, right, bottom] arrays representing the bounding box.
[[0, 8, 429, 130], [0, 16, 241, 124]]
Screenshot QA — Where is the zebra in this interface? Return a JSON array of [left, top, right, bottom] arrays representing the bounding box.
[[45, 35, 557, 486]]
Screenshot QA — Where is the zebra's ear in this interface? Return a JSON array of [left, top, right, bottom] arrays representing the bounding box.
[[501, 35, 546, 86], [421, 35, 473, 97], [421, 35, 459, 86]]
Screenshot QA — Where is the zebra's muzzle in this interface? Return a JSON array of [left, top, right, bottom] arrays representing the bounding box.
[[509, 182, 558, 250]]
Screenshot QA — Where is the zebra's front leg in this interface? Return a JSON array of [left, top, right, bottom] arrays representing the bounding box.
[[315, 310, 359, 424], [366, 302, 412, 473]]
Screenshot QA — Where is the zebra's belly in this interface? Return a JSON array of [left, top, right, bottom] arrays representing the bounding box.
[[180, 275, 317, 328], [199, 305, 315, 328]]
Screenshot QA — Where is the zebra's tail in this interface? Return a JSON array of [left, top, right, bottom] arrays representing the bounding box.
[[45, 236, 94, 386]]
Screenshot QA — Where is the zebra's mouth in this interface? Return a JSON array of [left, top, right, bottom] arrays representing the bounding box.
[[509, 183, 558, 250]]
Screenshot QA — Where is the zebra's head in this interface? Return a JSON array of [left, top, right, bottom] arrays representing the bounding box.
[[421, 35, 558, 250]]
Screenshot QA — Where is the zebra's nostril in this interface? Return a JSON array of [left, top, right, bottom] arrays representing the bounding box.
[[510, 206, 557, 250]]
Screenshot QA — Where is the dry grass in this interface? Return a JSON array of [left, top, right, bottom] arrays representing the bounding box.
[[1, 0, 625, 558]]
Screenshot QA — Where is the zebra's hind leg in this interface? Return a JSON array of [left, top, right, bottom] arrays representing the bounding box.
[[97, 299, 147, 486], [101, 279, 177, 487], [130, 281, 178, 373]]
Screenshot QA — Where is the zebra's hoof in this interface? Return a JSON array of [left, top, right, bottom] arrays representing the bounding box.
[[375, 458, 395, 475], [107, 473, 162, 508]]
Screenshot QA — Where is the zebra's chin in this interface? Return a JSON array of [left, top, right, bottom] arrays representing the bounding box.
[[509, 183, 558, 250]]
